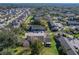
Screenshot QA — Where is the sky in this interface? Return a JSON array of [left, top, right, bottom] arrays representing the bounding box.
[[0, 0, 79, 3]]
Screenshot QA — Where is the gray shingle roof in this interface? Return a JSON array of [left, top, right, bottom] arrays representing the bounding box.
[[30, 25, 45, 31], [58, 37, 78, 55]]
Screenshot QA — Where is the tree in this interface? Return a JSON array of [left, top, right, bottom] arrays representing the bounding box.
[[0, 30, 18, 51], [0, 48, 13, 55], [30, 37, 43, 55]]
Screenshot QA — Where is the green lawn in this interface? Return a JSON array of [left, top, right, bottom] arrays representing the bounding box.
[[25, 16, 33, 24], [50, 32, 59, 55], [72, 34, 79, 38], [40, 19, 59, 55], [40, 33, 59, 55], [40, 47, 57, 55]]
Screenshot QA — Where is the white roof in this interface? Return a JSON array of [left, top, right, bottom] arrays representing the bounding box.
[[26, 32, 46, 37]]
